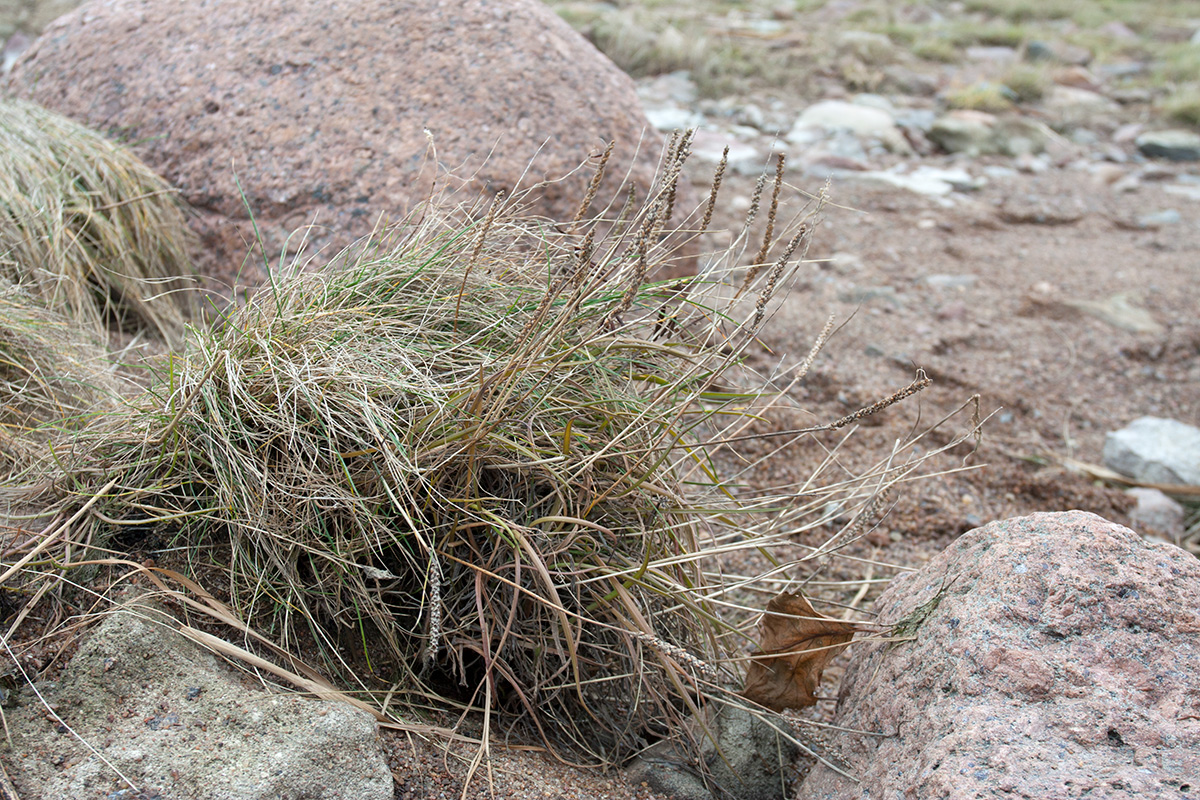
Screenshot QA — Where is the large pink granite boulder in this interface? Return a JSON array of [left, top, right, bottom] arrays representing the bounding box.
[[7, 0, 677, 292], [798, 511, 1200, 800]]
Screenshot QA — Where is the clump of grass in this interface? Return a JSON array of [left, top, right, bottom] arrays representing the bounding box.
[[1156, 43, 1200, 87], [1003, 64, 1051, 102], [961, 0, 1075, 23], [1162, 86, 1200, 126], [947, 20, 1031, 48], [2, 140, 982, 774], [13, 148, 775, 761], [945, 80, 1016, 111], [584, 7, 708, 77], [913, 37, 961, 63], [0, 99, 196, 346], [693, 41, 809, 98], [0, 280, 120, 446]]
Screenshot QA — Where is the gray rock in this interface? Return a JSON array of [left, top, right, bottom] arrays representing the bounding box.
[[1041, 85, 1120, 128], [837, 285, 902, 306], [1136, 130, 1200, 162], [928, 111, 1048, 157], [1062, 294, 1163, 334], [923, 273, 977, 290], [826, 252, 864, 275], [1135, 208, 1183, 228], [797, 511, 1200, 800], [637, 70, 699, 106], [689, 129, 766, 174], [8, 0, 684, 292], [858, 165, 983, 197], [1025, 39, 1092, 65], [7, 599, 392, 799], [1164, 182, 1200, 201], [1105, 416, 1200, 486], [1126, 487, 1187, 540], [891, 107, 937, 132], [787, 99, 911, 154], [998, 193, 1086, 225], [965, 45, 1018, 63], [626, 702, 798, 800], [644, 104, 705, 131]]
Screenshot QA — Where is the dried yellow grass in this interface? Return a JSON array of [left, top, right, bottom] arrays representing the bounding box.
[[0, 98, 196, 345]]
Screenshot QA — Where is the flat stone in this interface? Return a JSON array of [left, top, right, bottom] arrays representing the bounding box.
[[1062, 293, 1163, 334], [965, 45, 1018, 63], [787, 99, 911, 154], [927, 110, 995, 155], [643, 105, 705, 131], [838, 285, 903, 306], [1041, 85, 1120, 127], [998, 193, 1086, 225], [1135, 208, 1182, 228], [1104, 416, 1200, 486], [858, 165, 983, 197], [923, 273, 977, 290], [688, 128, 765, 173], [1137, 130, 1200, 162]]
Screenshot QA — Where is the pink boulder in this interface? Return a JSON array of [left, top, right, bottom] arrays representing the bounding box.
[[7, 0, 678, 292], [798, 511, 1200, 800]]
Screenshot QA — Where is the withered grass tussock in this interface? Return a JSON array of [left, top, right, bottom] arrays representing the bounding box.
[[2, 136, 982, 773], [0, 99, 196, 345], [0, 280, 123, 479]]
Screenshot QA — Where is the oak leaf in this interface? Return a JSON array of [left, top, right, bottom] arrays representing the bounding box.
[[742, 591, 857, 711]]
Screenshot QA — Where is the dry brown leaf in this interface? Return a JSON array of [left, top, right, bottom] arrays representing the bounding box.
[[742, 591, 857, 711]]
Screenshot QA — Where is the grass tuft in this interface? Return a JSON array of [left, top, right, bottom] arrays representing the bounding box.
[[1, 144, 982, 774], [0, 280, 123, 479], [1002, 64, 1051, 103], [945, 80, 1016, 112], [1162, 85, 1200, 127], [0, 99, 197, 346]]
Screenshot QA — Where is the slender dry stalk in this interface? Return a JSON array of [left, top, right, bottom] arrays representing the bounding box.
[[570, 142, 615, 231], [752, 222, 810, 331], [746, 153, 787, 287], [699, 146, 729, 237]]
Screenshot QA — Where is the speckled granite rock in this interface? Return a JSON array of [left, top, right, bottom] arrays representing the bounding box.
[[796, 511, 1200, 800], [7, 0, 678, 292]]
